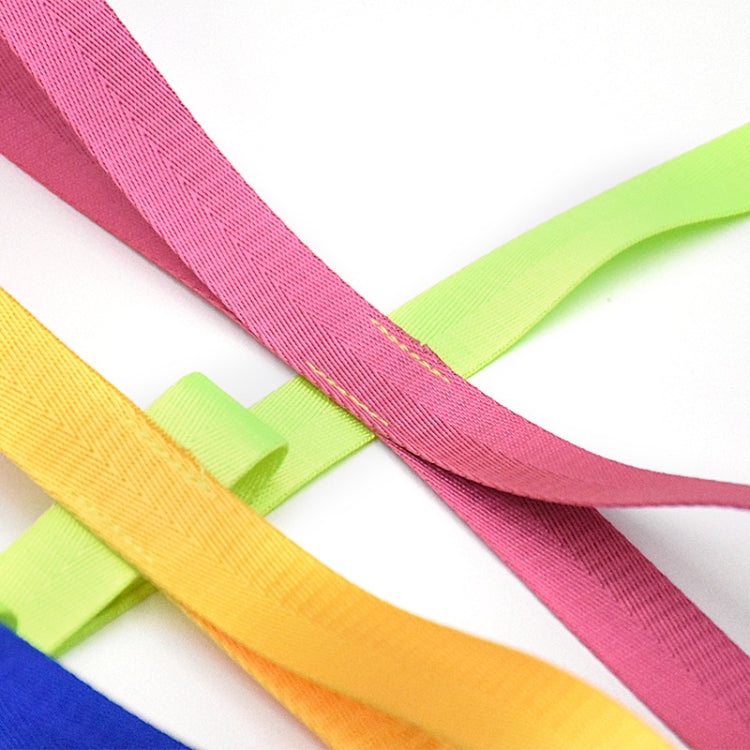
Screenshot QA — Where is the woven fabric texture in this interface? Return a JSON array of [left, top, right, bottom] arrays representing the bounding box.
[[0, 624, 188, 749], [2, 1, 750, 509], [0, 288, 670, 749], [1, 2, 750, 746]]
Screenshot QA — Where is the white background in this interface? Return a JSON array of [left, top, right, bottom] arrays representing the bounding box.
[[2, 1, 750, 747]]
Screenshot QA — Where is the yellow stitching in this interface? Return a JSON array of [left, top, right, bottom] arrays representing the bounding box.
[[67, 490, 157, 567], [131, 410, 212, 492], [369, 318, 449, 383], [305, 361, 388, 426]]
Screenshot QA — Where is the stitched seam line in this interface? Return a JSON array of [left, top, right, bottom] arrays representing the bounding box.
[[305, 361, 388, 426], [370, 318, 449, 383]]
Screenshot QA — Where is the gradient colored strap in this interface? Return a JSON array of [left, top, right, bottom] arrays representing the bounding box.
[[2, 3, 750, 747], [2, 0, 750, 511], [0, 288, 669, 750], [0, 624, 188, 749]]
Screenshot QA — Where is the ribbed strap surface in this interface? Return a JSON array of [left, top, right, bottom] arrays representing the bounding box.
[[1, 3, 750, 747], [0, 288, 670, 750], [0, 373, 288, 656], [1, 0, 750, 510]]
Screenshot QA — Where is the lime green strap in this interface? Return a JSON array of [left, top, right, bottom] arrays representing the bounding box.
[[0, 506, 148, 655], [149, 372, 288, 492], [392, 122, 750, 375], [0, 373, 287, 655]]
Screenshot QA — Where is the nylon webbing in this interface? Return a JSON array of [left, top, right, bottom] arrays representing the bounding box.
[[0, 288, 670, 750], [1, 3, 750, 747], [2, 0, 750, 510], [0, 373, 288, 656]]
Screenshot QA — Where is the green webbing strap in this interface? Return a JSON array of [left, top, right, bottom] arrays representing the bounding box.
[[392, 122, 750, 376], [0, 505, 154, 655], [1, 121, 749, 654], [0, 374, 287, 655], [149, 373, 288, 493]]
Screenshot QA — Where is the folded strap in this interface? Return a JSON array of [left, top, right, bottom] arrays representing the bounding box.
[[0, 624, 188, 749], [2, 0, 749, 510], [0, 373, 288, 656], [0, 288, 669, 750]]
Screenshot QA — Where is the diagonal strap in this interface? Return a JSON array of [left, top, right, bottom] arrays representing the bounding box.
[[0, 287, 670, 750], [2, 0, 750, 510], [0, 624, 189, 749]]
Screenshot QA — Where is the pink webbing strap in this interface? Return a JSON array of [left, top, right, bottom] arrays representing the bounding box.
[[3, 0, 750, 512], [402, 451, 750, 749], [2, 3, 750, 747]]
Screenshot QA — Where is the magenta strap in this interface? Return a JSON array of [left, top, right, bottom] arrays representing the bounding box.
[[2, 2, 750, 747], [2, 0, 749, 511], [404, 451, 750, 748]]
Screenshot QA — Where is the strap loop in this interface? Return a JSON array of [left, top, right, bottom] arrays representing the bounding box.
[[0, 372, 286, 655], [148, 372, 288, 492]]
